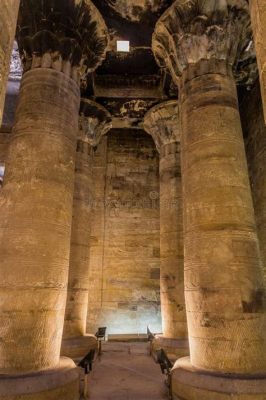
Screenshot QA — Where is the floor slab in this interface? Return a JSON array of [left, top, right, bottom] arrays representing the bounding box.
[[87, 342, 168, 400]]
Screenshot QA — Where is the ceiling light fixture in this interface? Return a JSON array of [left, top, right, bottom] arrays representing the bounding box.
[[117, 40, 130, 52]]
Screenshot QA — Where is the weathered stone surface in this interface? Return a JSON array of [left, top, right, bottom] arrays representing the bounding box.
[[79, 99, 112, 146], [0, 67, 80, 375], [180, 63, 266, 374], [241, 83, 266, 277], [0, 1, 20, 124], [0, 3, 109, 397], [171, 357, 266, 400], [61, 335, 98, 361], [106, 0, 169, 22], [152, 0, 257, 87], [152, 4, 266, 398], [62, 100, 111, 358], [152, 335, 189, 360], [85, 137, 108, 334], [87, 129, 161, 335], [0, 129, 12, 163], [144, 101, 188, 356], [0, 358, 79, 400], [144, 100, 180, 151], [63, 140, 94, 340], [17, 0, 109, 82], [250, 0, 266, 123]]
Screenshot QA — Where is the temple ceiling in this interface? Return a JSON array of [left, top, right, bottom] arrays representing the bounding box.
[[4, 0, 257, 130]]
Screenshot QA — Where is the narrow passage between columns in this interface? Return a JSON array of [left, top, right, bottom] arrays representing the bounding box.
[[87, 342, 168, 400]]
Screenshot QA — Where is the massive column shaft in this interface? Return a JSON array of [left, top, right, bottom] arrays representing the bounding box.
[[153, 1, 266, 398], [250, 0, 266, 124], [1, 60, 80, 374], [62, 99, 112, 359], [64, 140, 94, 339], [144, 101, 188, 358], [181, 62, 265, 372], [0, 65, 80, 399], [0, 1, 109, 399], [160, 143, 185, 340], [0, 1, 20, 124], [241, 83, 266, 276]]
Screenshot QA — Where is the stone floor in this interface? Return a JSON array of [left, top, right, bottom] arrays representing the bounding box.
[[86, 341, 168, 400]]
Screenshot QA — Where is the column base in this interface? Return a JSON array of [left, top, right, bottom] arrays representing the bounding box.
[[0, 357, 79, 400], [152, 335, 189, 361], [61, 334, 98, 361], [171, 357, 266, 400]]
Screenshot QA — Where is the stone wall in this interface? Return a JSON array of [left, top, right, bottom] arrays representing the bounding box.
[[87, 129, 161, 335], [240, 82, 266, 272]]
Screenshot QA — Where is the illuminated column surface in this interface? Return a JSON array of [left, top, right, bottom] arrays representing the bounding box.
[[0, 0, 20, 124], [0, 1, 108, 399], [61, 99, 112, 360], [144, 100, 188, 359], [250, 0, 266, 124], [153, 1, 266, 399]]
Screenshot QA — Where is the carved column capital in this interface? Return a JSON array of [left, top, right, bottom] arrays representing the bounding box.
[[17, 0, 109, 82], [143, 100, 180, 153], [152, 0, 257, 85], [79, 99, 112, 147]]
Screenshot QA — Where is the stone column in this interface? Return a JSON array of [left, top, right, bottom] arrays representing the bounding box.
[[144, 100, 188, 359], [0, 2, 108, 399], [153, 1, 266, 399], [250, 0, 266, 124], [0, 1, 20, 124], [61, 99, 112, 360], [241, 83, 266, 278], [0, 128, 11, 163]]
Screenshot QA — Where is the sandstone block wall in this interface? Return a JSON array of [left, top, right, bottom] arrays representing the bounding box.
[[87, 129, 161, 335]]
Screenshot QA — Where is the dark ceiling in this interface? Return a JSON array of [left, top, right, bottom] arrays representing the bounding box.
[[2, 0, 254, 132], [86, 0, 176, 127]]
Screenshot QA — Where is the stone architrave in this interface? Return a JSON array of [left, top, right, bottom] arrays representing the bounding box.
[[144, 100, 188, 359], [153, 1, 266, 399], [61, 99, 112, 359], [250, 0, 266, 124], [0, 1, 20, 124], [0, 1, 109, 399]]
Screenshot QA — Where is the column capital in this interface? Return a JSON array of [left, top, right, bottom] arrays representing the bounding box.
[[17, 0, 109, 82], [152, 0, 257, 85], [143, 100, 180, 153], [79, 98, 112, 147]]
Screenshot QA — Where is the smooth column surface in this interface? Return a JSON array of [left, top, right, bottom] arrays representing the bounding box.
[[159, 142, 187, 348], [250, 0, 266, 124], [62, 140, 97, 359], [0, 0, 20, 124], [0, 68, 79, 374], [181, 61, 266, 374]]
